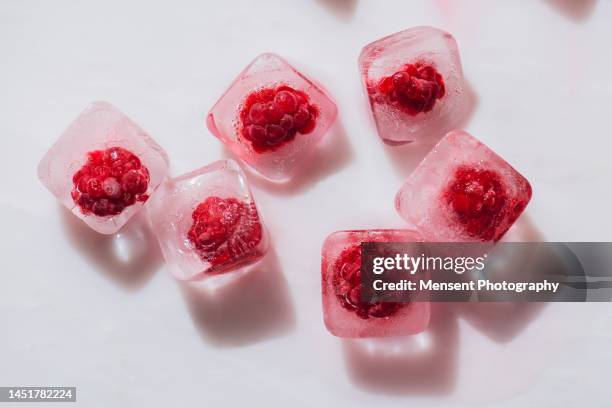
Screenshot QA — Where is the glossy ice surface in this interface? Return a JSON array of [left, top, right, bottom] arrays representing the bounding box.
[[148, 160, 269, 281], [359, 26, 467, 145], [321, 229, 430, 338], [207, 53, 337, 182], [395, 130, 532, 242], [37, 101, 169, 234]]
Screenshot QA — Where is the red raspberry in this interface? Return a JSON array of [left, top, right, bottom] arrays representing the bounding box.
[[239, 85, 319, 153], [444, 166, 518, 241], [375, 62, 446, 115], [332, 245, 403, 319], [187, 196, 263, 270], [71, 147, 150, 217]]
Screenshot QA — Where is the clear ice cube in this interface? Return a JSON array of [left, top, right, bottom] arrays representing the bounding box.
[[148, 159, 269, 281], [37, 101, 169, 234], [359, 26, 467, 145], [207, 53, 338, 182], [321, 229, 430, 338], [395, 130, 532, 242]]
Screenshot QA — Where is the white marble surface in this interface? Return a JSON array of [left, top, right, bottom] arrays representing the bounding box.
[[1, 0, 611, 406]]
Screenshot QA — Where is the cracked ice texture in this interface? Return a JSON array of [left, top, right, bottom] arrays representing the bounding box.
[[321, 229, 430, 338], [395, 130, 532, 242], [359, 26, 467, 145], [207, 53, 337, 182], [37, 101, 169, 234], [148, 160, 269, 281]]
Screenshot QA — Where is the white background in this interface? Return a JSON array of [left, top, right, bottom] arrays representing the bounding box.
[[1, 0, 612, 407]]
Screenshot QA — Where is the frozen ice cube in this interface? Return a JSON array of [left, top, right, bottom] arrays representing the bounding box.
[[37, 101, 169, 234], [395, 130, 532, 242], [207, 53, 338, 182], [321, 229, 430, 338], [148, 159, 269, 281], [359, 26, 467, 145]]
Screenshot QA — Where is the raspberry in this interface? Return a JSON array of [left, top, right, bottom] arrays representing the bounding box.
[[239, 85, 319, 153], [375, 62, 445, 116], [332, 245, 403, 319], [444, 166, 513, 241], [187, 196, 263, 269], [71, 147, 150, 217]]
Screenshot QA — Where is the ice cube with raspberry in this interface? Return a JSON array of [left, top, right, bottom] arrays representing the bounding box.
[[359, 26, 468, 145], [395, 130, 532, 242], [207, 53, 338, 182], [37, 101, 169, 234], [148, 159, 268, 281], [321, 229, 430, 338]]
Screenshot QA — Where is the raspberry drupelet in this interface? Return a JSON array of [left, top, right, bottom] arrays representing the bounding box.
[[187, 196, 263, 270], [332, 245, 403, 319], [239, 85, 319, 153], [376, 62, 446, 115], [71, 147, 150, 217]]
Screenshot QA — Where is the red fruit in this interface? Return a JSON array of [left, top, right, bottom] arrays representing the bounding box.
[[71, 147, 150, 217], [248, 103, 266, 125], [332, 245, 403, 319], [443, 166, 510, 241], [279, 114, 294, 130], [263, 102, 283, 123], [239, 85, 319, 153], [274, 90, 298, 113], [187, 196, 263, 268], [121, 169, 148, 194], [264, 124, 286, 145], [86, 178, 104, 198], [375, 62, 446, 116], [102, 177, 121, 198], [293, 106, 311, 129]]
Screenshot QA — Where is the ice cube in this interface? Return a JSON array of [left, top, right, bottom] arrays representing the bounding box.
[[321, 229, 430, 338], [37, 101, 169, 234], [206, 53, 338, 182], [395, 130, 532, 242], [359, 26, 467, 145], [148, 159, 269, 281]]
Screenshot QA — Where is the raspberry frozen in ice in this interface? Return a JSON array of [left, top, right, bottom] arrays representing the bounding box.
[[321, 229, 430, 338], [207, 53, 337, 182], [37, 101, 169, 234], [239, 85, 319, 153], [376, 62, 446, 116], [395, 130, 532, 242], [71, 147, 150, 217], [443, 166, 509, 241], [187, 196, 263, 268], [359, 26, 468, 145], [332, 244, 403, 320], [148, 160, 268, 281]]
